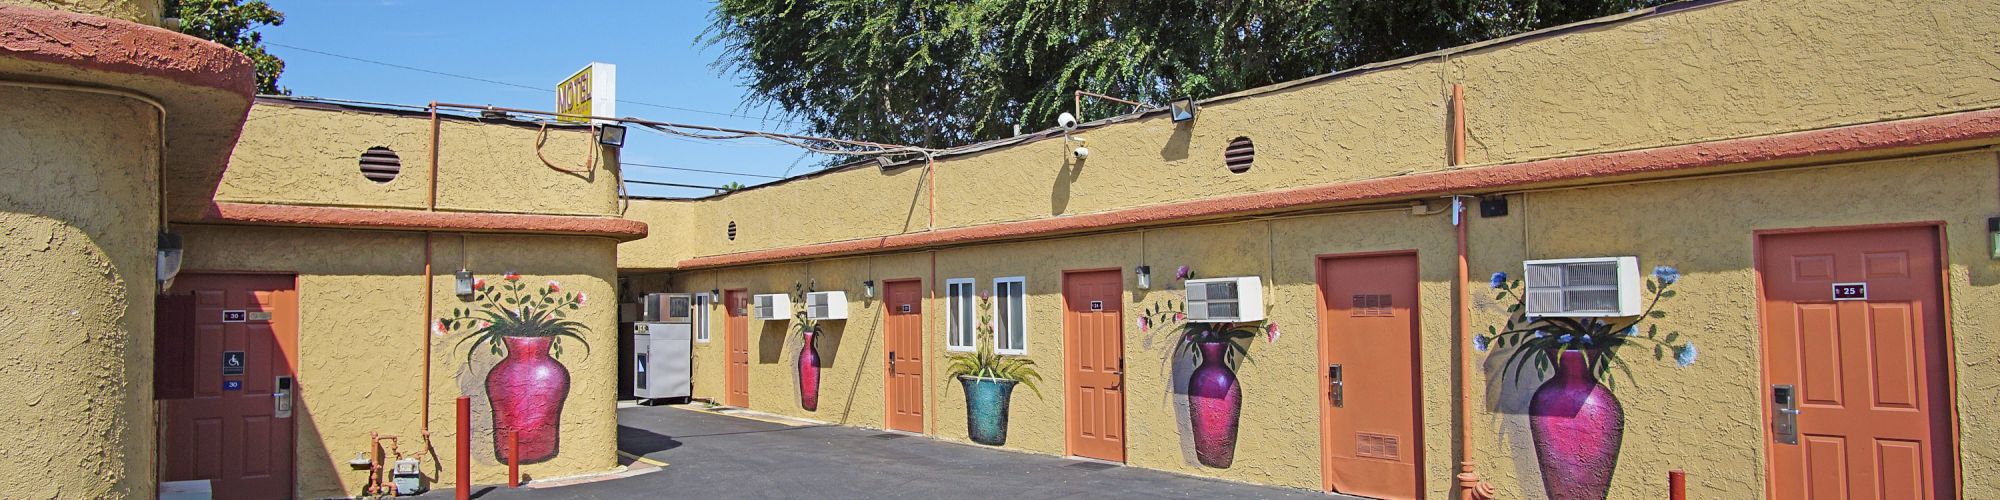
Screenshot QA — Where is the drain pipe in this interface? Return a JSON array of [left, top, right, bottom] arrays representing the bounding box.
[[1448, 84, 1496, 500], [422, 102, 442, 480]]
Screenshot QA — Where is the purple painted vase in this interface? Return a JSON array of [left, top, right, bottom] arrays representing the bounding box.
[[488, 336, 569, 464], [1530, 350, 1624, 500], [1187, 341, 1242, 468], [799, 329, 821, 411]]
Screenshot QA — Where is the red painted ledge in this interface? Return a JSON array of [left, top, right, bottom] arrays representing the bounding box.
[[189, 202, 650, 241], [680, 107, 2000, 269], [0, 6, 256, 98]]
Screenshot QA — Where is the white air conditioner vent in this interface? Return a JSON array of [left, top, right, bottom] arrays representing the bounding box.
[[1184, 276, 1265, 323], [752, 294, 791, 321], [1522, 256, 1641, 317], [804, 291, 849, 320]]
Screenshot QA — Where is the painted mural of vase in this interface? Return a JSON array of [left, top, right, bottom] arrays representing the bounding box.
[[488, 335, 570, 464], [1530, 349, 1624, 500], [1187, 341, 1242, 468], [957, 375, 1017, 445], [799, 329, 821, 411]]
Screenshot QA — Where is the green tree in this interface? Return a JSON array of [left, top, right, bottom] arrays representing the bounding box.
[[704, 0, 1668, 149], [718, 181, 748, 193], [169, 0, 288, 94]]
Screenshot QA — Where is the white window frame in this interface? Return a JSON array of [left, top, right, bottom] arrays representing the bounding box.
[[945, 278, 976, 352], [993, 277, 1027, 355], [693, 293, 711, 343]]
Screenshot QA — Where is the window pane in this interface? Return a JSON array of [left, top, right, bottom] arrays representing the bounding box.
[[1007, 282, 1025, 351]]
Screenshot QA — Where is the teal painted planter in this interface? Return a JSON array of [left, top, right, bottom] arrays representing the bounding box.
[[958, 376, 1017, 446]]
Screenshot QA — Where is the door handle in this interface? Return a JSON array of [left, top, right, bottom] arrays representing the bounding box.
[[273, 376, 293, 418], [1772, 384, 1799, 445], [1328, 364, 1344, 408], [888, 351, 896, 374]]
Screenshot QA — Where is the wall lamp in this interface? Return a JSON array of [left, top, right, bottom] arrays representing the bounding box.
[[862, 280, 876, 298], [1168, 98, 1198, 123], [454, 269, 475, 299], [156, 232, 183, 285], [596, 124, 628, 148], [1135, 266, 1152, 290]]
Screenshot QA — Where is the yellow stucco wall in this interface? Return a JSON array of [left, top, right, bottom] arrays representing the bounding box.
[[175, 102, 621, 220], [618, 0, 2000, 271], [0, 86, 160, 498], [177, 226, 621, 497], [2, 0, 161, 25]]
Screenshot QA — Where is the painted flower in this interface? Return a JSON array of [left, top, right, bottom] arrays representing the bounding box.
[[1533, 330, 1547, 338], [547, 280, 561, 292], [1675, 342, 1698, 367], [1264, 323, 1281, 343], [1619, 325, 1637, 336], [1174, 312, 1185, 322], [433, 319, 449, 337], [473, 278, 487, 290], [503, 272, 521, 282], [1489, 272, 1508, 289], [1175, 265, 1192, 281], [1138, 316, 1152, 332], [1558, 334, 1574, 343], [575, 291, 588, 306], [1472, 334, 1490, 352], [1653, 265, 1680, 285], [477, 320, 492, 329], [1580, 335, 1595, 346]]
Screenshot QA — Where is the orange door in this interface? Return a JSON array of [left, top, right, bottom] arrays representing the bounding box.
[[883, 280, 926, 432], [1758, 225, 1956, 500], [1318, 253, 1423, 498], [157, 274, 298, 500], [1064, 269, 1125, 462], [724, 289, 751, 407]]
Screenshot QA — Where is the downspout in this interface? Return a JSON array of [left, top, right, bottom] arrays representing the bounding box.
[[422, 102, 440, 441], [1449, 84, 1496, 500]]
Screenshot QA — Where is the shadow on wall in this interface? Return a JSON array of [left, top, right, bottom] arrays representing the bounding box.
[[833, 302, 883, 424], [759, 321, 786, 364], [1050, 148, 1082, 216], [1159, 123, 1192, 162]]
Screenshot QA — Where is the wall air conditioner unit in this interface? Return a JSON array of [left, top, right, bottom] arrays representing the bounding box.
[[752, 293, 791, 321], [805, 291, 849, 320], [1522, 256, 1642, 317], [1184, 276, 1265, 323]]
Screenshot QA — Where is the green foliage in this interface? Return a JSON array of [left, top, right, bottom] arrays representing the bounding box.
[[704, 0, 1669, 149], [1476, 267, 1694, 391], [168, 0, 287, 94], [1142, 300, 1263, 371], [719, 182, 748, 192], [944, 294, 1044, 397], [440, 273, 592, 362]]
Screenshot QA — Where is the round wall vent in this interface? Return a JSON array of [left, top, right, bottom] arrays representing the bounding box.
[[727, 221, 738, 241], [359, 146, 402, 183], [1223, 137, 1255, 173]]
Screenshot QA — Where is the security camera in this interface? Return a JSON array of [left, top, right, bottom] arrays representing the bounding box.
[[1057, 112, 1078, 132], [1073, 146, 1090, 159]]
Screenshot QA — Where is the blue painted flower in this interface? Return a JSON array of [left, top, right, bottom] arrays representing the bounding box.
[[1619, 325, 1637, 336], [1653, 265, 1680, 285], [1489, 272, 1508, 289], [1472, 335, 1490, 352], [1675, 342, 1698, 367], [1558, 334, 1574, 343], [1533, 330, 1547, 338], [1580, 335, 1595, 346]]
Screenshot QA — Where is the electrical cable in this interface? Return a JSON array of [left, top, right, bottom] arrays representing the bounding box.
[[266, 42, 797, 125], [624, 179, 729, 191]]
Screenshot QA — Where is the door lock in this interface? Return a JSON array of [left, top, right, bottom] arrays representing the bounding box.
[[1328, 364, 1344, 408], [888, 351, 896, 374], [1772, 384, 1798, 445], [274, 376, 294, 418]]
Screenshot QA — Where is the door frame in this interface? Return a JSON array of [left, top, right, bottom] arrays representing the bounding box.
[[1750, 221, 1962, 498], [1060, 267, 1127, 461], [880, 278, 926, 432], [723, 288, 750, 408], [1313, 250, 1425, 494], [157, 270, 302, 496]]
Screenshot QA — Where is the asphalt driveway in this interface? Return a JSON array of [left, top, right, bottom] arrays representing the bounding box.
[[470, 404, 1318, 499]]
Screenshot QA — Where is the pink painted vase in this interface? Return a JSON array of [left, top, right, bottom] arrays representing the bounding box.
[[1530, 350, 1623, 500], [488, 336, 569, 464], [1187, 341, 1242, 468], [799, 329, 820, 411]]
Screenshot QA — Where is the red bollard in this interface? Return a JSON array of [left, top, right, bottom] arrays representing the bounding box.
[[1669, 469, 1687, 500], [508, 430, 520, 488], [455, 397, 470, 500]]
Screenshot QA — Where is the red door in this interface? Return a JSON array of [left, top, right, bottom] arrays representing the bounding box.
[[157, 274, 298, 500], [724, 290, 750, 407], [1319, 253, 1423, 498], [884, 280, 925, 432], [1758, 225, 1955, 500], [1064, 269, 1125, 462]]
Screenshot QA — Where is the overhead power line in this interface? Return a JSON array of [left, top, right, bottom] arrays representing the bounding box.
[[267, 42, 796, 125], [623, 161, 786, 179], [624, 179, 732, 191]]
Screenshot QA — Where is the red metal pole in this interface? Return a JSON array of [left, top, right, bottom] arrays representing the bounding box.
[[508, 430, 520, 488], [455, 397, 470, 500], [1669, 469, 1687, 500]]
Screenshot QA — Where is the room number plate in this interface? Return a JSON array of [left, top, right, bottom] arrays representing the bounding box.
[[1831, 282, 1867, 301]]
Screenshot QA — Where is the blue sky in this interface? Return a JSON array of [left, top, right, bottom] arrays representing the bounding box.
[[262, 1, 811, 198]]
